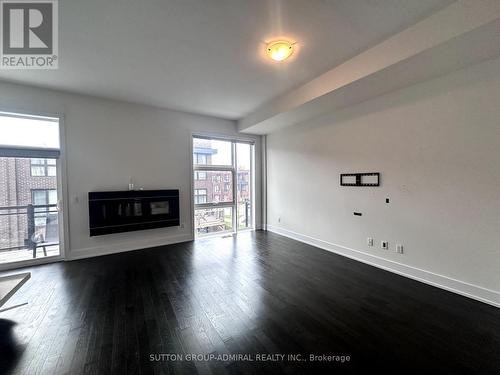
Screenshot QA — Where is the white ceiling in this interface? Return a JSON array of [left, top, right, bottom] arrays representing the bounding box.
[[0, 0, 455, 119]]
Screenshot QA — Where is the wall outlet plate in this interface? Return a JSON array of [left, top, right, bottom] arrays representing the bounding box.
[[381, 241, 389, 250], [367, 237, 374, 246], [396, 244, 404, 254]]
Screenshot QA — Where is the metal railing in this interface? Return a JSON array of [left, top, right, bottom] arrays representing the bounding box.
[[194, 200, 252, 235], [0, 204, 59, 255]]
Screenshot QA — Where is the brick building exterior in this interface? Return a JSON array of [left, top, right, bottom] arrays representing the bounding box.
[[193, 140, 250, 205], [0, 157, 58, 250], [193, 139, 251, 233]]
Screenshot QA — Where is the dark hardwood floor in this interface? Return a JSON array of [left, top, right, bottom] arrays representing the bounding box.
[[0, 230, 499, 374]]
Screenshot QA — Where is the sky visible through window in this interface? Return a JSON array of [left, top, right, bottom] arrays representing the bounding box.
[[209, 139, 232, 165], [0, 113, 60, 149], [194, 138, 250, 169]]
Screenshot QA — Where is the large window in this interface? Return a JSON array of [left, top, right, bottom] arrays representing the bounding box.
[[0, 111, 62, 265], [193, 136, 254, 237], [31, 158, 56, 176]]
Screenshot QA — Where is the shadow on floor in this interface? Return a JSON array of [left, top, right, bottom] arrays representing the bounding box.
[[0, 319, 22, 375]]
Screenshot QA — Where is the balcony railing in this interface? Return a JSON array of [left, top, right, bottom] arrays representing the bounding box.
[[0, 204, 59, 258]]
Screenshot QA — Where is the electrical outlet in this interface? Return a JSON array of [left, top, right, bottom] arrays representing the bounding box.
[[381, 241, 389, 250], [278, 217, 281, 223], [396, 244, 404, 254], [367, 237, 374, 246]]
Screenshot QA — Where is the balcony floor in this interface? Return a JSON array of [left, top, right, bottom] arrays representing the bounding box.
[[0, 245, 60, 265]]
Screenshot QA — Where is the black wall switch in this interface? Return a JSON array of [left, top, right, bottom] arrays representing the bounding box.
[[353, 212, 362, 216], [386, 198, 390, 203]]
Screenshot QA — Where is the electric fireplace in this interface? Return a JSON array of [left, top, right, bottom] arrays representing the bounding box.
[[88, 189, 180, 236]]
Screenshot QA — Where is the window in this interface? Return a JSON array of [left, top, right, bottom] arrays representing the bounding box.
[[0, 114, 59, 149], [194, 207, 233, 235], [236, 143, 253, 230], [31, 158, 56, 177], [32, 189, 57, 226], [194, 153, 207, 165], [194, 171, 232, 204], [195, 171, 206, 180], [193, 136, 254, 237], [32, 189, 57, 206], [194, 189, 207, 204], [0, 112, 62, 265], [193, 138, 232, 166]]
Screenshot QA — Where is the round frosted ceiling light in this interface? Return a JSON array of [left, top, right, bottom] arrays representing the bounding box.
[[266, 40, 295, 62]]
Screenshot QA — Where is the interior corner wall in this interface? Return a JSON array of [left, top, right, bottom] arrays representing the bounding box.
[[266, 56, 500, 306], [0, 82, 262, 259]]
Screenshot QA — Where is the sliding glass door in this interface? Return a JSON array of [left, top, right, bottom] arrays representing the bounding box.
[[193, 136, 254, 237], [0, 112, 64, 267]]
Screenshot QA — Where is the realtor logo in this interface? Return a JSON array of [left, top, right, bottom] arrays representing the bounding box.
[[1, 0, 58, 69]]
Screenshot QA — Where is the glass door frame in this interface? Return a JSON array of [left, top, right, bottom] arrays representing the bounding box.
[[0, 109, 69, 271], [191, 134, 255, 238]]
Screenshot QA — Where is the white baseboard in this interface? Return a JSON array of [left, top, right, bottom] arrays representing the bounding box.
[[69, 233, 193, 261], [267, 225, 500, 308]]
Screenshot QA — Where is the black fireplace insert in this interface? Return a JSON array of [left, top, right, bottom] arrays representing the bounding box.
[[88, 190, 180, 236]]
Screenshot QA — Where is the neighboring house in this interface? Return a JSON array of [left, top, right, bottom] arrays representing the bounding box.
[[193, 140, 251, 233], [193, 170, 250, 205], [193, 140, 250, 205], [0, 157, 57, 250]]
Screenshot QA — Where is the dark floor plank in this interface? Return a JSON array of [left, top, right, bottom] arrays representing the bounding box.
[[1, 230, 499, 375]]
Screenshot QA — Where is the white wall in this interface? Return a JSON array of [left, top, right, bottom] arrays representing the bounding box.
[[266, 56, 500, 306], [0, 82, 262, 259]]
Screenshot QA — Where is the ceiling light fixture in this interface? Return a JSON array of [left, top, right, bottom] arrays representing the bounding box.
[[266, 40, 295, 62]]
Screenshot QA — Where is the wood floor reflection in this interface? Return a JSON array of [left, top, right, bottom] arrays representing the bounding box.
[[1, 231, 499, 374]]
